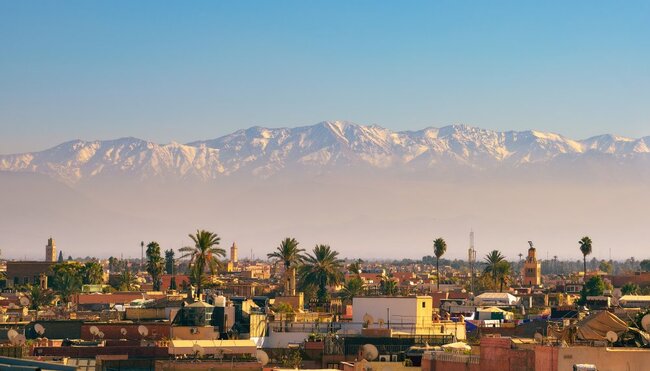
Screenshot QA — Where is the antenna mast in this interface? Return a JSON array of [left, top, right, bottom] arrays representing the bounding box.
[[468, 230, 476, 293]]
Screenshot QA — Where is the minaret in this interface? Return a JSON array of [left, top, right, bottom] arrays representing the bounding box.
[[523, 241, 542, 286], [230, 242, 238, 265], [45, 238, 56, 262]]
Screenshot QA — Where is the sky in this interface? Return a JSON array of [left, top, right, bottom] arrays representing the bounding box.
[[1, 1, 649, 154]]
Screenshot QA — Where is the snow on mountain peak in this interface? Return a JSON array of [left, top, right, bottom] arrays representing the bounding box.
[[1, 122, 648, 183]]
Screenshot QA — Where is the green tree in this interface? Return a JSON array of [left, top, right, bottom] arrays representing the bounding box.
[[580, 275, 605, 304], [179, 230, 224, 298], [299, 245, 344, 305], [280, 349, 302, 369], [339, 277, 364, 304], [639, 259, 650, 272], [379, 275, 399, 296], [51, 262, 84, 305], [433, 238, 447, 291], [621, 282, 640, 295], [82, 261, 104, 285], [495, 260, 512, 292], [117, 269, 138, 291], [579, 236, 593, 279], [165, 249, 176, 274], [599, 260, 613, 274], [483, 250, 506, 290], [26, 284, 56, 313], [146, 242, 164, 291], [268, 238, 304, 295], [348, 259, 363, 277]]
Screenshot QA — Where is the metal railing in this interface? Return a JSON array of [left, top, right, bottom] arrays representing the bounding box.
[[428, 351, 479, 364]]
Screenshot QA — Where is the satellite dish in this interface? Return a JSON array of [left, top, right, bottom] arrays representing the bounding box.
[[361, 344, 379, 361], [606, 331, 618, 343], [641, 314, 650, 332], [98, 331, 105, 339], [34, 324, 45, 336], [362, 313, 374, 325], [138, 325, 149, 337], [534, 333, 543, 343], [13, 334, 26, 346], [120, 328, 128, 336], [19, 297, 30, 307], [89, 326, 100, 336], [256, 350, 269, 366], [192, 344, 205, 356], [7, 329, 18, 341]]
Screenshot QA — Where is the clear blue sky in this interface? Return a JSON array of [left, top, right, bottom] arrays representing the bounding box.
[[1, 1, 649, 153]]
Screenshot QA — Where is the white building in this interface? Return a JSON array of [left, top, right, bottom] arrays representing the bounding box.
[[619, 295, 650, 308], [474, 292, 519, 306]]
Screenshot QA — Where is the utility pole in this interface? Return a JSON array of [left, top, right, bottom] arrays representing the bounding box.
[[141, 241, 144, 271]]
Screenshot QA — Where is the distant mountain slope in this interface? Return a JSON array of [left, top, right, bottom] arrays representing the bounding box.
[[1, 121, 649, 184]]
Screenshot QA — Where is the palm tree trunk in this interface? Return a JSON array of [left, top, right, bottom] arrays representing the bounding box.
[[436, 257, 440, 291], [583, 256, 587, 281]]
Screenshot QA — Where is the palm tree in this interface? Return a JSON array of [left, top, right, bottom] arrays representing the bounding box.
[[179, 230, 225, 299], [268, 238, 304, 296], [433, 238, 447, 291], [348, 259, 363, 277], [495, 260, 512, 292], [579, 236, 592, 280], [380, 275, 399, 296], [82, 261, 104, 285], [117, 269, 138, 291], [339, 277, 364, 304], [51, 262, 83, 305], [146, 241, 165, 291], [483, 250, 505, 290], [299, 245, 344, 305], [26, 284, 56, 317]]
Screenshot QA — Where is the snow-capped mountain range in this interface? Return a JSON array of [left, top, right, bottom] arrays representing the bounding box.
[[2, 121, 649, 184]]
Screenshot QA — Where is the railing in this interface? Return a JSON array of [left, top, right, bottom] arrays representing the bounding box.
[[428, 351, 479, 364]]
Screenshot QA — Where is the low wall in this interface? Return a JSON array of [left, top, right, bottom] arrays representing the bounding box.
[[32, 345, 168, 359], [557, 346, 650, 371], [80, 323, 170, 340]]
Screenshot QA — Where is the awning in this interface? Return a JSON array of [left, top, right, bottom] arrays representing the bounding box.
[[169, 339, 257, 355], [576, 311, 628, 341]]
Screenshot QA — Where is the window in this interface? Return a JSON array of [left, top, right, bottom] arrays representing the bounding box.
[[422, 301, 426, 308]]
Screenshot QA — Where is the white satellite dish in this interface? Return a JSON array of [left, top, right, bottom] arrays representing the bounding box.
[[34, 324, 45, 336], [89, 326, 100, 336], [19, 297, 30, 307], [13, 334, 26, 346], [606, 331, 618, 343], [534, 333, 543, 343], [641, 314, 650, 332], [98, 331, 105, 339], [361, 344, 379, 361], [256, 350, 269, 366], [138, 325, 149, 337], [7, 329, 18, 341], [192, 344, 205, 356], [120, 328, 128, 336]]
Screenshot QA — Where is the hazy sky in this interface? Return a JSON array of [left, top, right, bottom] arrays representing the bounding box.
[[1, 1, 649, 154]]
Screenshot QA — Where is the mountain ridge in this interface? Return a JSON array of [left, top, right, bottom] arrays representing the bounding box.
[[2, 121, 649, 184]]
